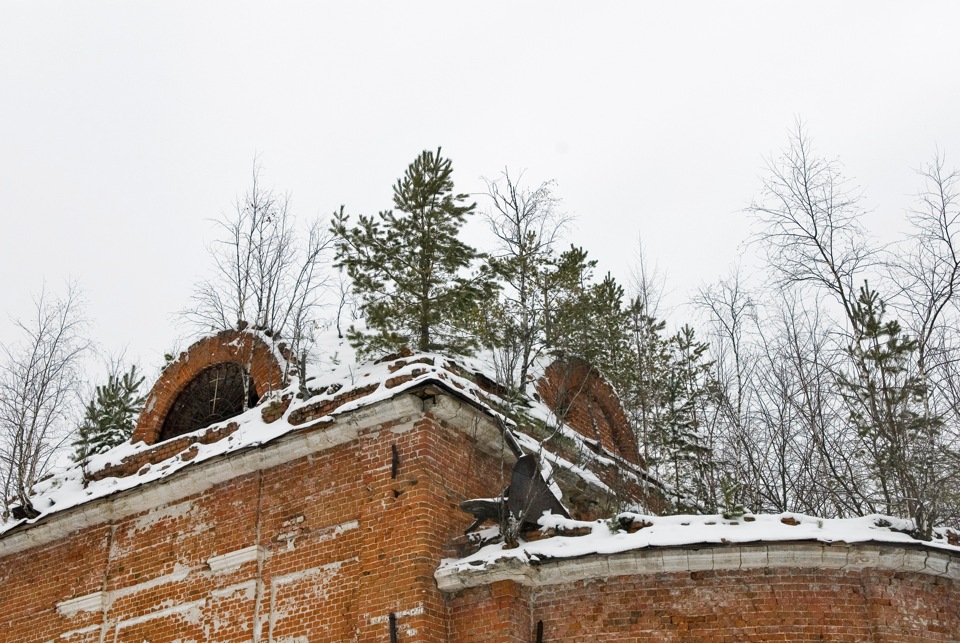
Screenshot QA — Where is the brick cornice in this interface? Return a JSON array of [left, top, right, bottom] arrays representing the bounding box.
[[435, 541, 960, 593]]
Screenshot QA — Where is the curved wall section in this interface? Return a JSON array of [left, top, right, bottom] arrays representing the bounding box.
[[537, 358, 640, 466], [442, 542, 960, 642], [132, 330, 286, 444]]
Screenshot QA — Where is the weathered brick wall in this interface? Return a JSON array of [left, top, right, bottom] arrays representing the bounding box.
[[0, 524, 111, 642], [446, 562, 960, 642], [0, 396, 510, 642], [448, 581, 529, 642], [3, 375, 957, 641], [536, 359, 640, 466]]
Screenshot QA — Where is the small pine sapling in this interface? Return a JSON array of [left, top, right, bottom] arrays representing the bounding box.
[[720, 474, 746, 520], [72, 365, 146, 463]]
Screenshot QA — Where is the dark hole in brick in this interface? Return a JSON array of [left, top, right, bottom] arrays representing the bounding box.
[[158, 362, 258, 442]]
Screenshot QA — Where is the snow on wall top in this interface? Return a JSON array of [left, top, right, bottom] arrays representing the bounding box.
[[0, 329, 640, 539], [439, 512, 960, 576], [3, 328, 957, 573]]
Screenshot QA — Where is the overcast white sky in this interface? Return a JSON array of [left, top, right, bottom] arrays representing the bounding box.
[[2, 2, 959, 375]]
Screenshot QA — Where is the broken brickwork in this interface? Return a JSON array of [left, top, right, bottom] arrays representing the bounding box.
[[0, 333, 957, 641], [536, 358, 640, 466]]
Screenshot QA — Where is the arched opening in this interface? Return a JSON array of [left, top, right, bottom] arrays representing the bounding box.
[[158, 362, 259, 442]]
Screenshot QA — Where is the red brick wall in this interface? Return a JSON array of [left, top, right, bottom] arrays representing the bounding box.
[[448, 581, 530, 642], [537, 359, 640, 466], [2, 379, 957, 641], [0, 399, 511, 642], [447, 567, 960, 642], [0, 525, 111, 642]]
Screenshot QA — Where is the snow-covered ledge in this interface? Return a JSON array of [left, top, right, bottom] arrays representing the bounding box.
[[437, 513, 960, 593], [207, 545, 263, 573], [56, 590, 105, 618], [436, 541, 960, 593]]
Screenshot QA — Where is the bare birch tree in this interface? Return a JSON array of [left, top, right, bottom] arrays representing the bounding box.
[[747, 121, 874, 325], [186, 161, 334, 399], [885, 153, 960, 536], [0, 284, 88, 519], [695, 269, 758, 512], [483, 169, 570, 389], [746, 127, 960, 534]]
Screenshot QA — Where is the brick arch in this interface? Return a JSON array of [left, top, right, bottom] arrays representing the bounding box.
[[132, 330, 287, 445], [536, 358, 641, 466]]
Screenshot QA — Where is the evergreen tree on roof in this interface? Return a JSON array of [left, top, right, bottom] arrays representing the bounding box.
[[71, 365, 145, 463], [333, 148, 496, 356]]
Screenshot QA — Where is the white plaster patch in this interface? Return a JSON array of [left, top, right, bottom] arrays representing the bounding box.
[[114, 598, 204, 629], [210, 579, 258, 601], [129, 499, 197, 535], [57, 623, 102, 640], [105, 562, 193, 608], [272, 558, 350, 587], [207, 545, 263, 573], [275, 518, 359, 556], [56, 591, 104, 618]]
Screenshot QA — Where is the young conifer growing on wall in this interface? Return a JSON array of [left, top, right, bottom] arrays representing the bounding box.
[[838, 283, 941, 539], [333, 148, 497, 356], [71, 365, 146, 463], [661, 325, 720, 512]]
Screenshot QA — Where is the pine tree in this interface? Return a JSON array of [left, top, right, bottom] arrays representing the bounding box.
[[838, 283, 939, 537], [622, 298, 671, 462], [72, 365, 146, 463], [333, 149, 496, 356], [578, 274, 633, 383], [543, 245, 597, 351], [547, 251, 633, 387], [651, 325, 718, 512]]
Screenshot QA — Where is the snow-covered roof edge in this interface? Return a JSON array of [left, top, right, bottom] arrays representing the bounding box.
[[0, 352, 509, 541], [437, 511, 960, 592]]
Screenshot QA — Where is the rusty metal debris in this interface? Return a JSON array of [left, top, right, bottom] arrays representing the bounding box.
[[460, 454, 569, 534]]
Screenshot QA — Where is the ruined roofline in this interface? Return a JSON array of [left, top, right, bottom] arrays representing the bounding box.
[[1, 327, 666, 545], [91, 370, 517, 485], [0, 385, 498, 556], [117, 333, 662, 502]]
